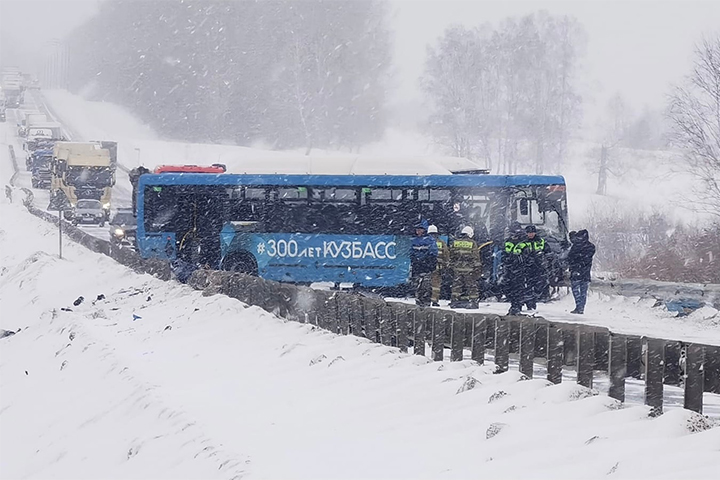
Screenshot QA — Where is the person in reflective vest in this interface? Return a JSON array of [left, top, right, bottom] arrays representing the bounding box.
[[449, 226, 481, 308], [502, 223, 533, 315], [525, 225, 550, 303], [410, 219, 438, 307], [428, 224, 449, 307]]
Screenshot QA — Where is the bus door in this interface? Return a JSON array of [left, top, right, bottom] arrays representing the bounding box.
[[192, 185, 226, 268]]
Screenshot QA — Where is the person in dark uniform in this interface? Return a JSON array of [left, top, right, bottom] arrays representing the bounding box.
[[410, 219, 438, 307], [428, 224, 449, 307], [524, 225, 550, 303], [502, 223, 533, 315], [567, 229, 596, 314]]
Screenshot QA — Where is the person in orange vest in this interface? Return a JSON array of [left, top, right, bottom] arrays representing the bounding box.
[[427, 224, 450, 307]]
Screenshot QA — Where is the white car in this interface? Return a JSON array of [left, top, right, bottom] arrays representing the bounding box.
[[69, 199, 106, 226]]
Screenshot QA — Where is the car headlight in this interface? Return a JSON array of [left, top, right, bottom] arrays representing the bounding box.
[[113, 228, 125, 237], [103, 203, 110, 210]]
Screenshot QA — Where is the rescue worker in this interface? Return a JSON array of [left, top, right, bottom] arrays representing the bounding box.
[[449, 225, 481, 309], [410, 219, 438, 307], [525, 225, 550, 303], [502, 222, 533, 315], [428, 224, 450, 307], [568, 229, 596, 314]]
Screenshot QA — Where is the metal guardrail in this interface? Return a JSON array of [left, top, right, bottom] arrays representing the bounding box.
[[186, 269, 720, 416], [592, 277, 720, 310]]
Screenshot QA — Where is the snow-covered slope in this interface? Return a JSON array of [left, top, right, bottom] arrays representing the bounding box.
[[2, 116, 720, 479]]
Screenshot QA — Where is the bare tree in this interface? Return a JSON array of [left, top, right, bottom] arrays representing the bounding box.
[[668, 35, 720, 218], [422, 12, 585, 174]]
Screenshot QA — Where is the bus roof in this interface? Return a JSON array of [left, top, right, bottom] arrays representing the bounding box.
[[138, 173, 566, 189]]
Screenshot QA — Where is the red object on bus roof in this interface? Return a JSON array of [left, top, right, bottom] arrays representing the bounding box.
[[153, 164, 226, 174]]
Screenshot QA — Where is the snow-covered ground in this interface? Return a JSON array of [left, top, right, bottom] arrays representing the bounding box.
[[3, 112, 720, 479]]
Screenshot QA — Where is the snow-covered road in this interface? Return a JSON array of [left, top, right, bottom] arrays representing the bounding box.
[[2, 107, 720, 479]]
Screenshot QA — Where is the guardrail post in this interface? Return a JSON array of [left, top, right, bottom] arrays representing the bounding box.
[[577, 327, 595, 388], [645, 337, 665, 416], [546, 322, 563, 384], [336, 293, 350, 335], [314, 290, 327, 329], [508, 318, 520, 354], [534, 322, 547, 359], [608, 333, 627, 402], [663, 341, 682, 386], [519, 318, 535, 378], [396, 305, 411, 353], [350, 296, 363, 335], [594, 330, 609, 371], [684, 344, 704, 414], [431, 311, 444, 361], [470, 314, 485, 365], [450, 313, 464, 362], [379, 304, 393, 346], [562, 327, 577, 367], [463, 315, 473, 350], [703, 345, 720, 394], [366, 300, 381, 343], [494, 317, 509, 373], [413, 308, 427, 356], [626, 335, 643, 379], [485, 316, 495, 350]]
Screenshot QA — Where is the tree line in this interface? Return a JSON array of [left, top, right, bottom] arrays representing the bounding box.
[[422, 12, 586, 174], [65, 0, 390, 152]]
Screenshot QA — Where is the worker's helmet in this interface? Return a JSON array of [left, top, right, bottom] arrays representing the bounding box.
[[427, 224, 438, 234], [461, 225, 474, 237]]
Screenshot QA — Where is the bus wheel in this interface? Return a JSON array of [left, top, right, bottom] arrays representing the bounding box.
[[223, 252, 258, 276]]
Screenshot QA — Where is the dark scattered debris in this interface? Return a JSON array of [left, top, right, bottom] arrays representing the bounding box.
[[73, 296, 84, 307], [0, 329, 16, 339], [486, 422, 506, 439], [164, 325, 172, 331], [60, 308, 72, 312]]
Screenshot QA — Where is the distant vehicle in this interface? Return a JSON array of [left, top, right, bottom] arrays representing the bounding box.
[[153, 164, 227, 174], [24, 122, 63, 144], [29, 148, 53, 188], [68, 199, 106, 226], [49, 141, 118, 220], [109, 208, 137, 248], [0, 106, 5, 123], [1, 67, 24, 108], [18, 113, 47, 136]]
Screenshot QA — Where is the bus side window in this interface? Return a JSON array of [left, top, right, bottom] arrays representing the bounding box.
[[520, 198, 529, 216]]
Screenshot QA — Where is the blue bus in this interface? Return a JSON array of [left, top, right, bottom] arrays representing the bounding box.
[[136, 173, 569, 290]]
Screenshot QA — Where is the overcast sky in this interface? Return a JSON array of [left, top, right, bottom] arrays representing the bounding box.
[[2, 0, 718, 115]]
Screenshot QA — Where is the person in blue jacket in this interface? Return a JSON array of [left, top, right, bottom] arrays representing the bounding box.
[[410, 219, 438, 307]]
